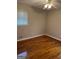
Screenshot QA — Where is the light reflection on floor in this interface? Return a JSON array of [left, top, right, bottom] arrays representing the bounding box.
[[17, 51, 27, 59]]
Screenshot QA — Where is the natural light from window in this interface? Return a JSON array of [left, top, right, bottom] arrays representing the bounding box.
[[17, 11, 28, 26]]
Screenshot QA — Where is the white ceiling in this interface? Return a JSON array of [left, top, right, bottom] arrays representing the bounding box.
[[17, 0, 61, 10]]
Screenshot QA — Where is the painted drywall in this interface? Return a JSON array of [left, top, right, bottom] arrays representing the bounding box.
[[46, 9, 61, 40], [17, 3, 61, 41], [17, 3, 46, 40]]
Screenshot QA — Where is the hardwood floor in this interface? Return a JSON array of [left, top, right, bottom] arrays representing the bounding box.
[[17, 35, 61, 59]]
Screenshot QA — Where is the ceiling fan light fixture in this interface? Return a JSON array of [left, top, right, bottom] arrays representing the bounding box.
[[43, 4, 52, 10], [48, 4, 52, 9], [43, 4, 48, 9], [43, 0, 53, 10], [44, 4, 48, 8]]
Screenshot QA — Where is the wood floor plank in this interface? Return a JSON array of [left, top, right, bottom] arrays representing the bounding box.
[[17, 35, 61, 59]]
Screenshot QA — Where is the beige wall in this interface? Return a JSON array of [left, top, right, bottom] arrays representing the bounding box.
[[17, 3, 46, 40], [46, 9, 61, 40], [17, 3, 61, 40]]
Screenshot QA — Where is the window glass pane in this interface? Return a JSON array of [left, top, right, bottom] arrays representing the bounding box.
[[17, 11, 28, 26]]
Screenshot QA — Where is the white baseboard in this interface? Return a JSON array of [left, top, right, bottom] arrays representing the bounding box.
[[45, 34, 61, 41], [17, 34, 45, 41], [17, 34, 61, 42]]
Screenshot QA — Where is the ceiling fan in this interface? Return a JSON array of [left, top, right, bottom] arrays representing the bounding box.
[[43, 0, 59, 10]]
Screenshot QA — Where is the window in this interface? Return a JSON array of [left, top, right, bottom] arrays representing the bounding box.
[[17, 11, 28, 26]]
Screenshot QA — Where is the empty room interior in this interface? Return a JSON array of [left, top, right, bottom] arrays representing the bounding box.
[[17, 0, 61, 59]]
